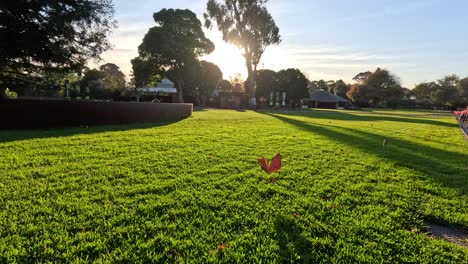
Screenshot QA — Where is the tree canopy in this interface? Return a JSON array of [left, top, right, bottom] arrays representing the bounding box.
[[196, 61, 223, 105], [0, 0, 116, 96], [412, 75, 468, 107], [138, 9, 214, 103], [255, 69, 278, 100], [204, 0, 281, 107], [131, 57, 160, 88], [276, 69, 309, 103], [80, 63, 126, 99], [347, 68, 403, 106]]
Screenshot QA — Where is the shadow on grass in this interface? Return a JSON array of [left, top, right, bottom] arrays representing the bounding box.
[[275, 216, 334, 263], [0, 121, 176, 143], [257, 109, 458, 128], [262, 112, 468, 194]]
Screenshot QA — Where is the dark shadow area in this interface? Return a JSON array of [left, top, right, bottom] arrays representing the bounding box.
[[0, 121, 176, 143], [275, 216, 334, 263], [258, 109, 458, 128], [262, 112, 468, 194], [0, 99, 192, 130]]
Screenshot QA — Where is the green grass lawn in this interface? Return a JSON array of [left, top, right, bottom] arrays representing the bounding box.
[[0, 109, 467, 263]]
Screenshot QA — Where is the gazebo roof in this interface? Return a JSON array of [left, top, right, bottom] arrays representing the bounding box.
[[307, 89, 348, 103]]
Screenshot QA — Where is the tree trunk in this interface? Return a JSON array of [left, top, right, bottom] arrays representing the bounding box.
[[176, 80, 184, 103], [201, 95, 207, 107], [245, 54, 256, 109]]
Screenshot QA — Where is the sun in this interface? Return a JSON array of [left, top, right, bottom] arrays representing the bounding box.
[[202, 32, 247, 81]]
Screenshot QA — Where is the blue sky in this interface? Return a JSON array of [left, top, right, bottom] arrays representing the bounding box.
[[94, 0, 468, 87]]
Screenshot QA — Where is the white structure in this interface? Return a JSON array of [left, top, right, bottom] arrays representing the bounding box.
[[141, 78, 177, 94]]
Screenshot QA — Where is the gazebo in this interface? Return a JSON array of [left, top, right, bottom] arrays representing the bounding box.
[[304, 89, 348, 109]]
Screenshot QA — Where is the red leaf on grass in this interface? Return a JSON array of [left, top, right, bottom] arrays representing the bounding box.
[[217, 244, 229, 250], [258, 153, 282, 174]]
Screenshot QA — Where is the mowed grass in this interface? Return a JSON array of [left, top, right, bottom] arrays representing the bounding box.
[[0, 109, 467, 263]]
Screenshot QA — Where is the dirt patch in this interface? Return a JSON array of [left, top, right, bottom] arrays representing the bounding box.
[[426, 223, 468, 248]]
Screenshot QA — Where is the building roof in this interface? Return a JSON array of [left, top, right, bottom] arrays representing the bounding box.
[[141, 78, 177, 94], [143, 87, 177, 93], [307, 89, 348, 103]]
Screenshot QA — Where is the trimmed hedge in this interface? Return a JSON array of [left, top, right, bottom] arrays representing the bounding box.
[[0, 99, 192, 129]]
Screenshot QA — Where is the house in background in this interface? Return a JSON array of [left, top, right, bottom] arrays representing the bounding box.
[[304, 89, 349, 109], [139, 78, 177, 103], [210, 83, 247, 109]]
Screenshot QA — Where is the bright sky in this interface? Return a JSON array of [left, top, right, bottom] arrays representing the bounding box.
[[92, 0, 468, 88]]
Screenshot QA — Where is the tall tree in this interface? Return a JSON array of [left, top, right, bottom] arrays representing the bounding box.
[[196, 61, 223, 106], [347, 68, 403, 106], [204, 0, 281, 108], [80, 63, 126, 99], [458, 77, 468, 106], [99, 63, 126, 92], [131, 57, 160, 88], [276, 69, 308, 105], [138, 9, 214, 103], [332, 80, 350, 99], [255, 69, 278, 100], [0, 0, 116, 94], [219, 80, 234, 91], [432, 75, 459, 106], [413, 81, 438, 99], [308, 80, 329, 92]]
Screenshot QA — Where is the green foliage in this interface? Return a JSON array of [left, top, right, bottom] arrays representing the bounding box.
[[205, 0, 281, 102], [80, 64, 126, 99], [0, 109, 467, 262], [309, 80, 330, 93], [413, 82, 438, 100], [131, 57, 160, 88], [347, 68, 403, 107], [331, 80, 350, 99], [255, 69, 278, 100], [432, 75, 460, 107], [195, 61, 223, 106], [219, 80, 234, 91], [0, 0, 115, 93], [276, 68, 309, 102], [413, 75, 468, 107], [138, 9, 214, 103], [4, 88, 17, 98]]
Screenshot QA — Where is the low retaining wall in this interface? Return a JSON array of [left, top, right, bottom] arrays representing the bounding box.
[[460, 124, 468, 141], [0, 99, 193, 129]]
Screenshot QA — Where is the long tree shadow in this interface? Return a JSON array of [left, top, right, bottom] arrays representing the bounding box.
[[0, 121, 177, 144], [262, 113, 468, 194], [275, 216, 334, 263], [257, 109, 458, 128]]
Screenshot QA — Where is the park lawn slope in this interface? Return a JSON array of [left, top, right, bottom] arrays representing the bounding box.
[[0, 109, 467, 263]]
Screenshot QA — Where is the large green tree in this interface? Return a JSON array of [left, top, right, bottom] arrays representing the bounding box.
[[331, 80, 350, 99], [0, 0, 116, 96], [276, 69, 308, 105], [458, 77, 468, 106], [431, 75, 459, 106], [255, 69, 278, 101], [204, 0, 281, 108], [131, 57, 161, 88], [196, 61, 223, 106], [347, 68, 403, 106], [412, 81, 438, 100], [80, 63, 126, 99], [138, 9, 214, 103]]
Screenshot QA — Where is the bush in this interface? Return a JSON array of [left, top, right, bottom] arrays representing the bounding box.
[[5, 88, 17, 99]]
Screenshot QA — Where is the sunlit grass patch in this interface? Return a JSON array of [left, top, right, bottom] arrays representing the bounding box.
[[0, 109, 467, 262]]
